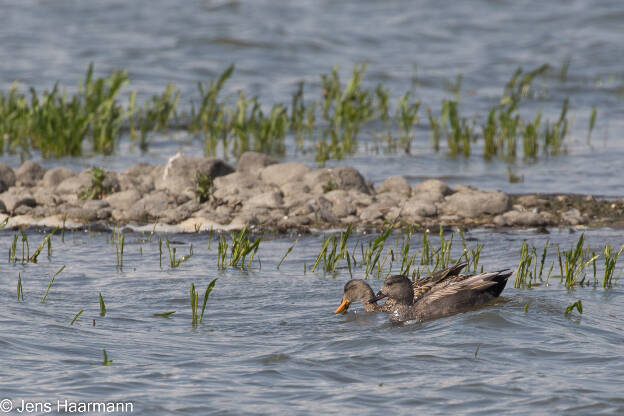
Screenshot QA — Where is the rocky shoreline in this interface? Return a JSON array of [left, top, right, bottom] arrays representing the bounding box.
[[1, 152, 624, 233]]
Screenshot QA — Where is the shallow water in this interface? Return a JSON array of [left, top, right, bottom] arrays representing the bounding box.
[[1, 227, 623, 414], [1, 0, 624, 195]]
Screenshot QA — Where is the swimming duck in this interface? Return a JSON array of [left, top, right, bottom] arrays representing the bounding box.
[[334, 262, 468, 314], [369, 271, 512, 323]]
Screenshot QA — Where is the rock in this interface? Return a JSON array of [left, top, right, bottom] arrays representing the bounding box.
[[377, 176, 411, 196], [323, 190, 356, 218], [83, 199, 110, 211], [0, 163, 16, 192], [439, 187, 510, 218], [0, 188, 36, 213], [412, 179, 452, 197], [160, 200, 200, 224], [213, 172, 276, 206], [140, 192, 173, 218], [32, 187, 60, 207], [493, 210, 554, 227], [260, 162, 310, 186], [105, 189, 142, 211], [561, 208, 586, 225], [42, 167, 76, 189], [0, 199, 6, 213], [236, 152, 278, 176], [155, 153, 234, 197], [15, 161, 45, 186], [303, 167, 371, 195], [243, 191, 284, 210], [280, 181, 311, 199], [401, 198, 437, 221], [359, 202, 393, 222], [56, 172, 92, 195]]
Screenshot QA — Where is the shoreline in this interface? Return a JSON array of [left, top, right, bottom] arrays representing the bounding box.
[[1, 152, 623, 233]]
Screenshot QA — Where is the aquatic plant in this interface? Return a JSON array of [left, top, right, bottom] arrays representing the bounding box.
[[190, 279, 217, 327], [101, 349, 113, 366], [277, 239, 298, 270], [99, 293, 106, 317], [70, 310, 84, 325], [17, 273, 24, 301], [153, 311, 176, 318], [565, 300, 583, 316], [78, 167, 110, 200], [165, 238, 193, 268], [194, 171, 213, 203], [216, 225, 262, 270], [41, 265, 65, 303]]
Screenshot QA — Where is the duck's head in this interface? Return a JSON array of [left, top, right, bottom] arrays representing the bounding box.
[[334, 279, 376, 314], [369, 274, 414, 305]]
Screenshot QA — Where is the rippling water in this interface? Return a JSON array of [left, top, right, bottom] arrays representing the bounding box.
[[1, 228, 623, 414], [1, 1, 624, 414], [1, 0, 624, 195]]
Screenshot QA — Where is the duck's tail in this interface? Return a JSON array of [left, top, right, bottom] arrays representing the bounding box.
[[483, 270, 512, 297]]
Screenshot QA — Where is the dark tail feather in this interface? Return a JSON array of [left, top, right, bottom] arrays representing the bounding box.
[[486, 271, 512, 297]]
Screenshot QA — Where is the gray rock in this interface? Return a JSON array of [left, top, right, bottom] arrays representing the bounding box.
[[139, 192, 173, 218], [155, 153, 234, 196], [57, 172, 92, 195], [412, 179, 452, 197], [0, 163, 16, 192], [14, 205, 33, 216], [260, 162, 310, 186], [236, 152, 278, 176], [105, 189, 142, 211], [42, 167, 76, 189], [401, 198, 437, 220], [304, 167, 371, 195], [439, 187, 510, 218], [280, 181, 311, 199], [324, 190, 356, 218], [83, 199, 110, 211], [561, 208, 586, 225], [0, 188, 36, 213], [493, 210, 554, 227], [33, 187, 60, 207], [0, 199, 6, 213], [160, 201, 200, 224], [359, 202, 393, 222], [15, 161, 45, 186], [377, 176, 411, 196], [243, 191, 284, 210]]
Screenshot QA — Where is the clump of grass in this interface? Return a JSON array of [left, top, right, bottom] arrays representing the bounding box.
[[557, 234, 600, 287], [78, 167, 111, 200], [165, 238, 193, 268], [565, 299, 583, 316], [194, 171, 213, 203], [217, 225, 262, 270], [602, 243, 624, 288], [190, 278, 217, 327], [312, 225, 353, 275]]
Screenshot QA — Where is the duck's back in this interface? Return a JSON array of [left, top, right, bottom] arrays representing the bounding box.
[[392, 270, 511, 322]]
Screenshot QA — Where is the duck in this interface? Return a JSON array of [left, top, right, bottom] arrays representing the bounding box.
[[334, 262, 468, 314], [368, 270, 512, 323]]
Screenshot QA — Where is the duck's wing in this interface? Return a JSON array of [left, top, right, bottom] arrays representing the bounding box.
[[412, 262, 468, 298], [415, 270, 512, 319]]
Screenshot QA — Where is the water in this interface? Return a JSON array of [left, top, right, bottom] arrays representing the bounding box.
[[1, 227, 623, 414], [1, 0, 624, 195], [2, 1, 624, 414]]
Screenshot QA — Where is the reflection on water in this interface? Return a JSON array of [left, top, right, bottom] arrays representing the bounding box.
[[0, 227, 623, 414]]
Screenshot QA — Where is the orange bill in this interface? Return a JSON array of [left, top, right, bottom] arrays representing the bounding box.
[[334, 297, 350, 314]]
